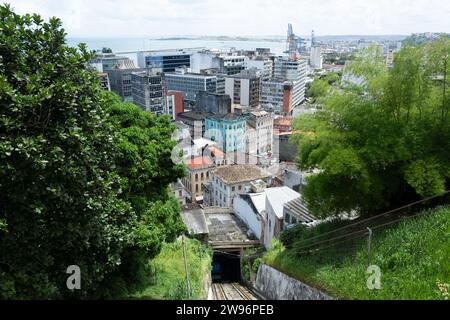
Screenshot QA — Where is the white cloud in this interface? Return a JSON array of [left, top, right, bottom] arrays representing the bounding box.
[[5, 0, 450, 37]]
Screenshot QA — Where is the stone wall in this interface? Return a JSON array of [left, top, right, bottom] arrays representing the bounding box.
[[254, 264, 333, 300]]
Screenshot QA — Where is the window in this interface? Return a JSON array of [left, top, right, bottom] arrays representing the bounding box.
[[201, 172, 204, 180], [195, 173, 198, 182], [284, 214, 290, 224], [196, 184, 199, 192], [178, 190, 182, 197], [238, 185, 242, 191], [232, 186, 235, 192]]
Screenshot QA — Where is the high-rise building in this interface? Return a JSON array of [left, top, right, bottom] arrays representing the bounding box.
[[309, 46, 323, 69], [224, 70, 261, 108], [165, 67, 217, 104], [107, 64, 144, 102], [89, 52, 135, 72], [137, 49, 193, 72], [131, 71, 165, 115], [221, 55, 247, 75], [261, 57, 307, 114], [98, 73, 111, 91], [245, 57, 274, 81]]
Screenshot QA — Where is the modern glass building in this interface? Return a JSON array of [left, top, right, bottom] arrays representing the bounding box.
[[165, 69, 217, 103], [137, 50, 193, 72]]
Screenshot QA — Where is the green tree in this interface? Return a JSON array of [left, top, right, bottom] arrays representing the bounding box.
[[307, 79, 330, 103], [294, 38, 450, 217], [0, 5, 186, 299], [100, 98, 187, 297]]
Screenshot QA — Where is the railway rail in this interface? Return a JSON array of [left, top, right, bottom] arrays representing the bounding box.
[[212, 283, 258, 300]]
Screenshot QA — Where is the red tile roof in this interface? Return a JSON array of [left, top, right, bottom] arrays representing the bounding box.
[[186, 156, 213, 170]]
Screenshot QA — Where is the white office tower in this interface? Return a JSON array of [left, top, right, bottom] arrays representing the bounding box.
[[274, 57, 307, 106], [309, 46, 323, 69]]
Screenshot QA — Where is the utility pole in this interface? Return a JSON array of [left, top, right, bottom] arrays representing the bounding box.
[[367, 227, 373, 266], [182, 234, 191, 299]]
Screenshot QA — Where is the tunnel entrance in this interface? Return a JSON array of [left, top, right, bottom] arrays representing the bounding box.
[[211, 251, 241, 283]]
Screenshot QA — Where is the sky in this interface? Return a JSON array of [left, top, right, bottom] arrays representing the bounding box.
[[5, 0, 450, 37]]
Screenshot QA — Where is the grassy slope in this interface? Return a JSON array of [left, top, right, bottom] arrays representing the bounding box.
[[263, 206, 450, 299], [130, 238, 212, 300]]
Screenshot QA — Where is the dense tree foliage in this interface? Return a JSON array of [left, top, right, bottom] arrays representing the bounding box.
[[293, 38, 450, 217], [0, 5, 185, 299]]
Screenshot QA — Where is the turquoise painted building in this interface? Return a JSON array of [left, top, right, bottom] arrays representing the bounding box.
[[204, 113, 246, 153]]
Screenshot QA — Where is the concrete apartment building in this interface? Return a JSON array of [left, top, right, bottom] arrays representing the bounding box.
[[181, 156, 215, 203], [309, 46, 323, 69], [195, 91, 232, 115], [261, 57, 307, 115], [178, 111, 213, 139], [221, 55, 247, 75], [224, 70, 261, 109], [165, 67, 217, 104], [206, 165, 271, 207], [245, 57, 274, 81], [131, 71, 165, 115], [98, 73, 111, 91], [246, 111, 274, 156], [107, 60, 144, 102]]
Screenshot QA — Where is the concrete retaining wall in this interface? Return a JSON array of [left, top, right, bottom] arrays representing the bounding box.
[[254, 264, 333, 300]]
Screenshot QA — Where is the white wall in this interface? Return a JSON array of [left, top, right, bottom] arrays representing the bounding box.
[[264, 198, 276, 248], [240, 78, 250, 106], [224, 78, 235, 104], [233, 196, 263, 240]]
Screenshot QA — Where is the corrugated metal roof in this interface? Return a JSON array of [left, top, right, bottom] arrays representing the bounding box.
[[284, 197, 316, 223]]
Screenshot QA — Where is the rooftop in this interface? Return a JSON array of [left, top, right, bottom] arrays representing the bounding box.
[[274, 117, 292, 127], [213, 164, 271, 184], [204, 207, 257, 245], [284, 197, 316, 223], [207, 113, 245, 122], [206, 145, 225, 159], [186, 156, 214, 170], [265, 186, 300, 219], [178, 111, 213, 121]]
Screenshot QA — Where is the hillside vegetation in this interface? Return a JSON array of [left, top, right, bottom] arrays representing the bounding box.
[[130, 238, 212, 300], [263, 206, 450, 300]]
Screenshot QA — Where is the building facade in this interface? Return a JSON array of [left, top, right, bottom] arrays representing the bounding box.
[[195, 91, 231, 115], [246, 111, 273, 156], [165, 90, 184, 120], [207, 165, 271, 207], [309, 46, 323, 69], [178, 111, 213, 139], [181, 156, 214, 203], [107, 66, 144, 102], [131, 71, 165, 115], [224, 71, 261, 108], [137, 49, 192, 72], [165, 68, 217, 103], [204, 113, 247, 154]]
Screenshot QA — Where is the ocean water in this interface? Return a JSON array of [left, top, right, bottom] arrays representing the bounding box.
[[67, 37, 287, 65]]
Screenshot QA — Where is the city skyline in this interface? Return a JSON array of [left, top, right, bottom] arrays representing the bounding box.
[[6, 0, 450, 38]]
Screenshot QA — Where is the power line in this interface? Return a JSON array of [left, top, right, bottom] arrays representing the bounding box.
[[293, 190, 450, 248], [295, 203, 447, 256]]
